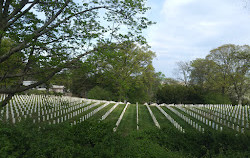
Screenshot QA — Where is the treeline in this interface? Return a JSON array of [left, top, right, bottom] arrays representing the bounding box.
[[51, 42, 165, 103], [50, 43, 249, 105], [170, 44, 250, 105], [156, 84, 232, 104]]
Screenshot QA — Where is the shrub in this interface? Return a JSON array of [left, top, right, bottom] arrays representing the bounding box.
[[87, 86, 114, 101], [204, 93, 232, 104]]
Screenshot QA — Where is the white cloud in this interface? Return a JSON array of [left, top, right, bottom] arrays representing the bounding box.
[[146, 0, 250, 78]]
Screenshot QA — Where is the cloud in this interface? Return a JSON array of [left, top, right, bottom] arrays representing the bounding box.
[[146, 0, 250, 78]]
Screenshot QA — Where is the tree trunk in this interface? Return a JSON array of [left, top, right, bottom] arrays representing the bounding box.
[[238, 96, 242, 105], [221, 86, 225, 95], [0, 93, 14, 108]]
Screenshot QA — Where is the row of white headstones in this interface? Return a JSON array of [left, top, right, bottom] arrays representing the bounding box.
[[0, 94, 118, 124], [178, 104, 249, 133], [0, 94, 249, 133], [154, 103, 249, 133], [142, 103, 249, 133]]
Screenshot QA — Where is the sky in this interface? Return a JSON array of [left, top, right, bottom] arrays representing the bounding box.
[[144, 0, 250, 78]]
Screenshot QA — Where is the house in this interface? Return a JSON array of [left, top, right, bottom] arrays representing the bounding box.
[[23, 81, 64, 93], [23, 80, 46, 90], [23, 80, 36, 86], [50, 85, 65, 93]]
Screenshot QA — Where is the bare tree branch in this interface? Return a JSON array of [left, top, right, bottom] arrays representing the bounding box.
[[3, 0, 11, 18], [0, 47, 99, 94], [0, 5, 108, 64], [35, 0, 70, 34], [36, 6, 108, 37], [6, 0, 29, 22], [5, 0, 38, 29], [0, 1, 4, 18]]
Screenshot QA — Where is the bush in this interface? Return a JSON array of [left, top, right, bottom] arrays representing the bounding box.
[[156, 84, 204, 104], [87, 86, 114, 101], [0, 119, 249, 158], [204, 93, 232, 104]]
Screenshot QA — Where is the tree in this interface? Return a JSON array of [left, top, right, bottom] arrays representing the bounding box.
[[189, 58, 217, 90], [71, 42, 157, 102], [87, 86, 114, 100], [0, 0, 153, 107], [175, 61, 191, 85], [0, 38, 24, 88], [175, 44, 249, 104], [49, 69, 72, 92], [156, 83, 204, 104], [206, 44, 250, 104]]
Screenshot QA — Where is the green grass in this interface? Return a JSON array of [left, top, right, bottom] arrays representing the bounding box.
[[103, 104, 126, 125], [161, 106, 195, 132], [65, 102, 105, 123], [118, 104, 137, 134], [88, 103, 115, 121], [149, 106, 173, 129], [138, 104, 156, 130], [172, 106, 237, 133]]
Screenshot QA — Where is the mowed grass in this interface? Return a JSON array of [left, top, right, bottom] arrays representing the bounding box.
[[161, 106, 195, 132], [118, 104, 137, 134], [103, 104, 126, 125], [138, 104, 156, 130], [172, 106, 235, 133], [88, 103, 115, 121], [67, 102, 105, 123], [149, 106, 173, 129]]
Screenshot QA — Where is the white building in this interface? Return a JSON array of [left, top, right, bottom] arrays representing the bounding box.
[[23, 81, 64, 93], [23, 81, 37, 86], [50, 85, 65, 93]]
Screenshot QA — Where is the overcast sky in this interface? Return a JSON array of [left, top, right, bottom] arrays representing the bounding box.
[[144, 0, 250, 78]]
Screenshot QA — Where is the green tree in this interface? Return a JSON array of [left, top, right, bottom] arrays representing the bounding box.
[[207, 44, 250, 104], [0, 38, 24, 88], [156, 83, 204, 104], [49, 69, 72, 92], [71, 42, 158, 103], [91, 42, 156, 102], [0, 0, 153, 107], [87, 86, 114, 100], [189, 58, 217, 90]]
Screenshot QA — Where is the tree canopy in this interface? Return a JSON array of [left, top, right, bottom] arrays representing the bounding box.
[[70, 42, 163, 103], [0, 0, 153, 107], [174, 44, 250, 105]]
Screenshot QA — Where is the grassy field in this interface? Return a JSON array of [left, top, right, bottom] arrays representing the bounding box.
[[138, 104, 156, 130], [88, 103, 115, 121], [103, 104, 126, 125], [149, 106, 173, 129], [86, 103, 249, 135], [118, 104, 137, 134], [1, 101, 250, 157], [67, 102, 105, 123]]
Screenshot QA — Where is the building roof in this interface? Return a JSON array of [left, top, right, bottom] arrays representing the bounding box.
[[52, 85, 65, 89]]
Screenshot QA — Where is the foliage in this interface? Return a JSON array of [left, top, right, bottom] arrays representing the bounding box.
[[203, 92, 232, 104], [175, 61, 191, 85], [156, 82, 233, 104], [176, 44, 250, 104], [156, 84, 204, 104], [206, 44, 250, 104], [87, 86, 114, 101], [0, 38, 24, 88], [0, 0, 153, 107], [71, 42, 162, 103], [49, 70, 72, 92], [0, 120, 249, 158]]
